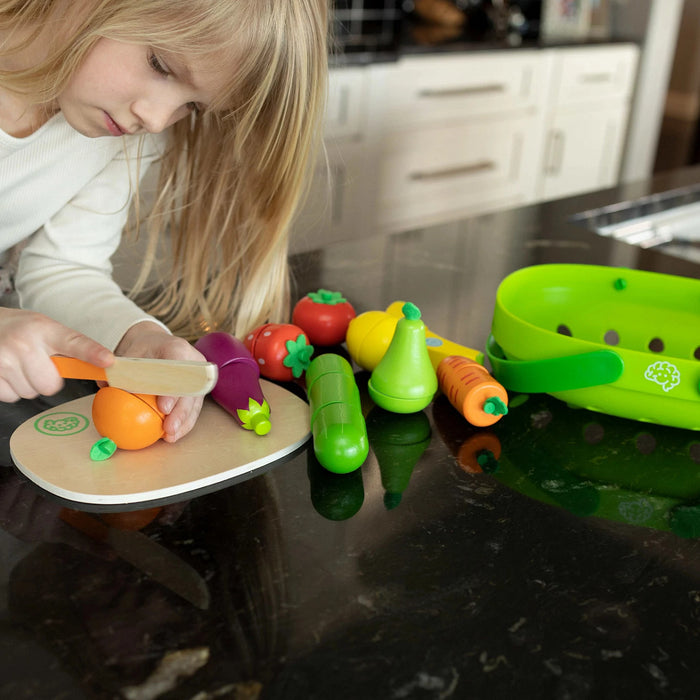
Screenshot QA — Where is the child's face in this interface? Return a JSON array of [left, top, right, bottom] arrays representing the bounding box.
[[57, 38, 226, 137]]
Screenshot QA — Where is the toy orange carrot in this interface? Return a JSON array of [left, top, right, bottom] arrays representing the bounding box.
[[437, 355, 508, 427]]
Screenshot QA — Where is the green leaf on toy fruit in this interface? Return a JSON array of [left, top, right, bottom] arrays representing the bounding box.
[[90, 437, 117, 461], [237, 398, 272, 435], [401, 302, 421, 321], [484, 396, 508, 416], [308, 289, 347, 305], [283, 335, 314, 377]]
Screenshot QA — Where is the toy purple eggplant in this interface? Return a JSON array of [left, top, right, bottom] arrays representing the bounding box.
[[194, 332, 271, 435]]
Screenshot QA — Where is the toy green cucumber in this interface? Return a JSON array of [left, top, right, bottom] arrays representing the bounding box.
[[306, 354, 369, 474]]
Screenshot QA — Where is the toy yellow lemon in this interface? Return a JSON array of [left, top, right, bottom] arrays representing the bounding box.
[[92, 387, 165, 451], [347, 304, 484, 372], [346, 310, 398, 371]]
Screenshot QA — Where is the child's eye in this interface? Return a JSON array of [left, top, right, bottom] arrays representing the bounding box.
[[148, 51, 169, 76]]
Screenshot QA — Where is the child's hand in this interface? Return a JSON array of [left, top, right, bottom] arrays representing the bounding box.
[[0, 308, 113, 403], [115, 322, 206, 443]]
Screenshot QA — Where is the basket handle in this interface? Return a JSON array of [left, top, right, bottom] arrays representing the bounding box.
[[486, 335, 624, 393]]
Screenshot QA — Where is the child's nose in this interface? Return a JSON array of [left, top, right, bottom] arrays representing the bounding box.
[[133, 99, 180, 134], [140, 106, 174, 134]]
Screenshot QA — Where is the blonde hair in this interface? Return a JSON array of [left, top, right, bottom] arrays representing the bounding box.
[[0, 0, 329, 339]]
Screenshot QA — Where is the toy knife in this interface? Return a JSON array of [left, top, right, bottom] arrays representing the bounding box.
[[51, 356, 218, 397]]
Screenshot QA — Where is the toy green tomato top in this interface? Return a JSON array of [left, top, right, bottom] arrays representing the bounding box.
[[367, 302, 438, 413]]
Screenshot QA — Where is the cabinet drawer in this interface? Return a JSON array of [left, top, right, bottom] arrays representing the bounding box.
[[539, 104, 630, 202], [383, 52, 549, 127], [325, 67, 368, 140], [378, 116, 542, 230], [291, 140, 369, 253], [549, 44, 639, 106]]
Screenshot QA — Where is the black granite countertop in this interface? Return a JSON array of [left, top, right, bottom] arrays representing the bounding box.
[[2, 168, 700, 698]]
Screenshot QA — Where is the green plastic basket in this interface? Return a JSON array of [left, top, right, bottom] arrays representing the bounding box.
[[487, 264, 700, 431]]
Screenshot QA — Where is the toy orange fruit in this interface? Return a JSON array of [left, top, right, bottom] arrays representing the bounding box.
[[91, 387, 165, 450]]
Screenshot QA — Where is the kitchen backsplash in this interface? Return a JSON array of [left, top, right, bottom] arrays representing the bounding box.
[[331, 1, 547, 57], [332, 0, 403, 55]]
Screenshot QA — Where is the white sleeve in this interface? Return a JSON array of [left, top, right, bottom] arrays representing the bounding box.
[[15, 134, 171, 351]]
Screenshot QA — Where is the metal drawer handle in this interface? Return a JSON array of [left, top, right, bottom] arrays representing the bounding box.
[[336, 84, 350, 126], [418, 83, 506, 98], [544, 130, 565, 176], [579, 72, 612, 83], [409, 160, 496, 182]]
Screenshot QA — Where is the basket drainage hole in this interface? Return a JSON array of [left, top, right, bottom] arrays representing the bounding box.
[[648, 338, 664, 353], [583, 423, 604, 445], [694, 347, 700, 361], [604, 330, 620, 346], [636, 433, 657, 455], [557, 324, 572, 336]]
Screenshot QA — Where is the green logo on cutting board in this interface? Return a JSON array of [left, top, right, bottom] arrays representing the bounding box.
[[34, 411, 90, 437]]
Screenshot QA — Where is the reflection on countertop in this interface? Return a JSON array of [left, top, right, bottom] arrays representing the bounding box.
[[572, 182, 700, 265]]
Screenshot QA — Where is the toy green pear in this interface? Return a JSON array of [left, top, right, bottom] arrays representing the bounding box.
[[367, 302, 437, 413]]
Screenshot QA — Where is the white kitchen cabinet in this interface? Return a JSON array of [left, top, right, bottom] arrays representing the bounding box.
[[290, 138, 368, 253], [538, 44, 639, 201], [323, 66, 369, 140], [539, 105, 630, 201], [290, 66, 373, 253], [548, 44, 639, 106], [382, 51, 550, 126], [370, 51, 552, 232], [294, 43, 641, 247], [376, 113, 544, 232]]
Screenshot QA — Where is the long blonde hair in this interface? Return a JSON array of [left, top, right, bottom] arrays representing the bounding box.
[[0, 0, 329, 339]]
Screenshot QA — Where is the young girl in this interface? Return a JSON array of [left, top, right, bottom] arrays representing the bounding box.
[[0, 0, 329, 442]]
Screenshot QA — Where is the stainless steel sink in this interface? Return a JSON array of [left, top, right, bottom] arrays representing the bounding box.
[[571, 183, 700, 264]]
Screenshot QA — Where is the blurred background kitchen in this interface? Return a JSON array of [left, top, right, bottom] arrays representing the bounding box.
[[290, 0, 699, 253]]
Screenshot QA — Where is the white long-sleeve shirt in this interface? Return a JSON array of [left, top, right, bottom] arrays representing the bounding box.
[[1, 113, 168, 350]]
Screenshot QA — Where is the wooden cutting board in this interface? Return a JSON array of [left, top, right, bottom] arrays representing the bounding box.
[[10, 380, 310, 506]]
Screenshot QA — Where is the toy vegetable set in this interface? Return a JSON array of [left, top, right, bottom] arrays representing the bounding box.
[[9, 287, 505, 503], [310, 297, 508, 473], [217, 289, 508, 476], [11, 265, 700, 507]]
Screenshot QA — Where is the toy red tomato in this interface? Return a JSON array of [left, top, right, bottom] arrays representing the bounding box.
[[292, 289, 356, 346], [244, 323, 314, 381]]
